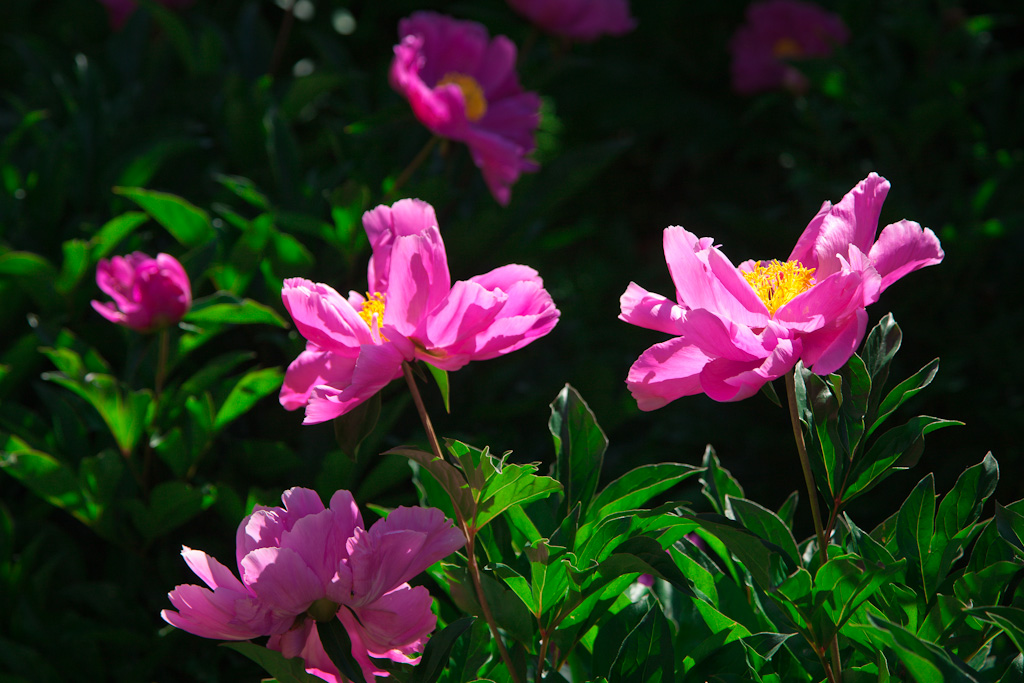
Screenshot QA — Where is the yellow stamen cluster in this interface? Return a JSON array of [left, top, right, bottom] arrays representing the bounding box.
[[437, 72, 488, 122], [772, 37, 804, 59], [359, 292, 387, 335], [743, 260, 816, 315]]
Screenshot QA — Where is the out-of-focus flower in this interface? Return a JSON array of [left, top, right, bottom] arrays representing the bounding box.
[[505, 0, 635, 42], [390, 12, 541, 205], [97, 0, 196, 30], [91, 252, 191, 333], [162, 487, 466, 683], [620, 173, 943, 409], [280, 199, 560, 424], [730, 0, 849, 95]]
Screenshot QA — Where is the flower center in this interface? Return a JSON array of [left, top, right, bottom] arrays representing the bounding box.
[[772, 37, 803, 59], [742, 259, 816, 315], [306, 597, 340, 623], [358, 291, 388, 341], [437, 72, 487, 121]]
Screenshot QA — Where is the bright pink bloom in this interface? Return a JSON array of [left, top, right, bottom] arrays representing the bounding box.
[[620, 173, 943, 409], [730, 0, 849, 95], [91, 252, 191, 332], [390, 12, 542, 205], [280, 199, 560, 424], [97, 0, 196, 30], [162, 487, 466, 683], [505, 0, 635, 42]]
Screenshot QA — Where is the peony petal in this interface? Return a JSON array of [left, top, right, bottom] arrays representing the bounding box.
[[241, 547, 324, 615], [363, 199, 442, 293], [162, 583, 265, 640], [181, 547, 246, 592], [801, 309, 868, 375], [625, 336, 712, 411], [867, 220, 944, 293], [383, 230, 451, 336], [699, 335, 801, 402], [281, 278, 372, 352], [350, 585, 436, 661], [279, 347, 358, 411], [618, 282, 686, 335]]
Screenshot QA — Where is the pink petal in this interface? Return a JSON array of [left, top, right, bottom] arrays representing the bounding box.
[[240, 547, 324, 615], [351, 585, 436, 661], [800, 308, 868, 375], [676, 308, 767, 362], [383, 230, 452, 336], [699, 335, 801, 402], [363, 199, 443, 292], [773, 266, 870, 332], [867, 220, 944, 293], [282, 278, 372, 353], [626, 337, 712, 411], [619, 282, 687, 335], [279, 346, 359, 411], [162, 584, 264, 640], [345, 507, 465, 606], [181, 547, 246, 592], [302, 342, 406, 424], [788, 174, 890, 278]]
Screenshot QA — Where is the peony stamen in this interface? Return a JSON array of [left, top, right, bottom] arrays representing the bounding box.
[[743, 259, 816, 315], [437, 72, 488, 121], [359, 291, 388, 341]]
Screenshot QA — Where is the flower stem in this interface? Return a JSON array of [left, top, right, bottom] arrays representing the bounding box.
[[387, 136, 440, 199], [401, 361, 522, 683], [269, 0, 296, 78], [784, 369, 841, 682]]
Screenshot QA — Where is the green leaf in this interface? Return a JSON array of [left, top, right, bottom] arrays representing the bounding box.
[[215, 174, 271, 210], [868, 358, 940, 439], [687, 513, 775, 590], [407, 617, 476, 683], [388, 446, 474, 525], [317, 618, 368, 683], [588, 463, 701, 524], [183, 292, 288, 327], [858, 616, 981, 683], [492, 563, 538, 614], [0, 436, 95, 524], [126, 481, 216, 539], [55, 239, 89, 294], [221, 642, 323, 683], [213, 367, 284, 431], [726, 496, 801, 569], [936, 452, 998, 546], [0, 251, 57, 279], [89, 212, 149, 259], [593, 596, 674, 681], [700, 445, 743, 515], [995, 502, 1024, 562], [114, 186, 215, 247], [475, 459, 561, 531], [549, 384, 607, 517], [424, 362, 450, 414], [333, 393, 381, 460], [896, 473, 936, 597], [815, 554, 905, 635]]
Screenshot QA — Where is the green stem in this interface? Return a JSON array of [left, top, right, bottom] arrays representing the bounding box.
[[386, 136, 440, 199], [401, 362, 522, 683], [143, 328, 171, 494], [785, 369, 841, 683]]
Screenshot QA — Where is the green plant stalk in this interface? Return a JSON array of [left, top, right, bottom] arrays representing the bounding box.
[[785, 369, 841, 683], [401, 362, 522, 683], [142, 327, 171, 494]]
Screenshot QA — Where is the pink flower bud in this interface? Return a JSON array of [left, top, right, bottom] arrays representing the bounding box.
[[91, 252, 192, 333]]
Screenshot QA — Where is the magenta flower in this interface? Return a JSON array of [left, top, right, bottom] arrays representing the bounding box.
[[390, 12, 542, 206], [730, 0, 849, 95], [620, 173, 943, 409], [280, 198, 560, 424], [162, 487, 466, 683], [97, 0, 196, 30], [505, 0, 635, 42], [91, 252, 191, 333]]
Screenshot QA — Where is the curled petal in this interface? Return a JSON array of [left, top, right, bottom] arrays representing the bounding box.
[[868, 220, 944, 293], [241, 547, 324, 615], [626, 337, 712, 411], [282, 278, 372, 353], [698, 335, 802, 402], [162, 584, 266, 641], [619, 282, 687, 335], [279, 347, 359, 412], [800, 309, 868, 375], [351, 585, 436, 662]]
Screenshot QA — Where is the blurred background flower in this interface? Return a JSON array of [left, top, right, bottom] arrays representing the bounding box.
[[505, 0, 635, 42]]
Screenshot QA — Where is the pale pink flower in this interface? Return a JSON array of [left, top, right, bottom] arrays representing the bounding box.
[[620, 173, 943, 409], [162, 487, 466, 683], [730, 0, 849, 95], [91, 252, 191, 333], [390, 12, 542, 205], [98, 0, 196, 30], [280, 199, 560, 424], [505, 0, 635, 42]]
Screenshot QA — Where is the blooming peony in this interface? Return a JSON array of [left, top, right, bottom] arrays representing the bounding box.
[[91, 252, 192, 333], [280, 198, 560, 424], [97, 0, 196, 30], [730, 0, 849, 95], [620, 173, 943, 409], [162, 487, 466, 683], [505, 0, 636, 42], [390, 12, 542, 205]]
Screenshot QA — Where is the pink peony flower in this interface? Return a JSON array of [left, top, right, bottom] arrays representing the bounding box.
[[97, 0, 196, 30], [620, 173, 943, 409], [280, 198, 560, 424], [91, 252, 191, 333], [390, 12, 542, 206], [505, 0, 636, 42], [730, 0, 849, 95], [162, 487, 466, 683]]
